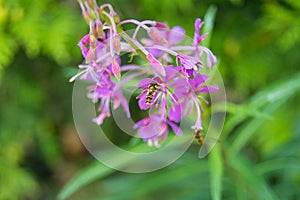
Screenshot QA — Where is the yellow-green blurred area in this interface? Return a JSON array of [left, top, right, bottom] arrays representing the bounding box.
[[1, 0, 300, 199]]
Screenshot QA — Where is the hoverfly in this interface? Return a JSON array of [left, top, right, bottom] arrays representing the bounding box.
[[145, 82, 160, 105], [194, 129, 204, 146], [194, 129, 219, 147]]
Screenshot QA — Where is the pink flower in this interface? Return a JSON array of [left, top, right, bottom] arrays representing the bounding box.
[[193, 18, 208, 46], [87, 71, 130, 125], [147, 54, 166, 77], [73, 1, 219, 148], [142, 26, 185, 62], [176, 54, 203, 76], [134, 114, 182, 147]]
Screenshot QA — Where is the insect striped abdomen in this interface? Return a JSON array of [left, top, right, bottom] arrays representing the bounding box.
[[146, 83, 160, 104]]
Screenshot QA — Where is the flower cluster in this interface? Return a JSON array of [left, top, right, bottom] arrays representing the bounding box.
[[71, 0, 218, 147]]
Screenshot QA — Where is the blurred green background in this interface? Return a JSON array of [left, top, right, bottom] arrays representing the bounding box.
[[1, 0, 300, 199]]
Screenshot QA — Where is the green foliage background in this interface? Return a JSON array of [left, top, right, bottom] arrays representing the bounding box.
[[0, 0, 300, 199]]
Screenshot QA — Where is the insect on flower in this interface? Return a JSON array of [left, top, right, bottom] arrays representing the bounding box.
[[194, 129, 204, 146], [145, 82, 160, 105], [73, 1, 219, 149]]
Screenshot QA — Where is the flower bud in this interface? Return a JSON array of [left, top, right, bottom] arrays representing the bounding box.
[[111, 57, 121, 80], [96, 23, 103, 38], [88, 10, 97, 20], [155, 22, 169, 29], [87, 0, 95, 9], [113, 35, 121, 54], [147, 54, 166, 77], [148, 27, 167, 44], [82, 11, 90, 23]]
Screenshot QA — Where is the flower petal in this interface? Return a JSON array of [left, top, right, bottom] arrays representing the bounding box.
[[158, 122, 169, 141], [133, 117, 151, 129], [189, 74, 210, 89], [138, 91, 152, 110], [155, 22, 169, 29], [193, 18, 207, 46], [167, 121, 182, 136], [170, 78, 188, 99], [93, 109, 111, 125], [198, 85, 219, 93], [168, 103, 182, 123], [200, 46, 217, 68], [137, 118, 161, 139], [147, 54, 166, 77], [78, 34, 90, 59], [112, 57, 121, 80], [177, 54, 201, 71], [138, 78, 153, 89], [148, 27, 167, 43], [169, 26, 185, 45], [113, 90, 131, 118], [147, 48, 162, 57], [165, 66, 179, 82]]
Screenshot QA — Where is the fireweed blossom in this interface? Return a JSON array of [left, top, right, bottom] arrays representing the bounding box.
[[71, 0, 218, 147]]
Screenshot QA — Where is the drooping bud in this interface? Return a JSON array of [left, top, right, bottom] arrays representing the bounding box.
[[176, 53, 202, 71], [193, 18, 207, 46], [88, 10, 97, 20], [86, 48, 96, 63], [148, 27, 167, 44], [89, 34, 98, 48], [78, 1, 90, 23], [96, 20, 103, 38], [111, 57, 121, 80], [87, 0, 95, 9], [155, 22, 169, 29], [207, 50, 217, 69], [113, 35, 121, 54], [85, 34, 98, 62], [147, 54, 166, 77], [82, 10, 90, 23]]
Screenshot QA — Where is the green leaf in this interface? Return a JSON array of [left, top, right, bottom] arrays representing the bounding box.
[[0, 161, 38, 199], [58, 132, 193, 200], [57, 137, 172, 200], [226, 148, 279, 200], [57, 162, 114, 200], [247, 72, 300, 108], [224, 71, 300, 135], [99, 157, 209, 200], [256, 157, 300, 175], [202, 5, 217, 48], [231, 99, 285, 153], [224, 71, 300, 152], [214, 102, 272, 120], [0, 32, 17, 77], [209, 144, 223, 200]]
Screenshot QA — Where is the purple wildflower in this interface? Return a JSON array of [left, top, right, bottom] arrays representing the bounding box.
[[193, 18, 208, 47], [134, 66, 186, 145], [173, 74, 219, 130], [136, 66, 182, 114], [72, 1, 219, 148], [133, 114, 182, 147], [192, 18, 217, 68], [142, 25, 186, 63], [87, 71, 130, 125], [176, 54, 203, 76]]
